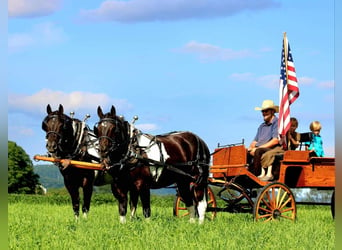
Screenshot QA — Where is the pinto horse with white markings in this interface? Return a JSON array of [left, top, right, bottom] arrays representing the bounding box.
[[94, 105, 210, 223], [42, 104, 99, 219]]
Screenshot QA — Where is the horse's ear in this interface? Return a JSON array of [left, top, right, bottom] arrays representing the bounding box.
[[110, 105, 116, 117], [47, 104, 52, 114], [97, 106, 104, 118], [58, 104, 64, 114]]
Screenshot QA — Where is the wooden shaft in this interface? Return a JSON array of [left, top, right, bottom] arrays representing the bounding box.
[[33, 155, 103, 170]]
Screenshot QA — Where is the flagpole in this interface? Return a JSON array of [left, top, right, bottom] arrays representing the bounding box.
[[283, 32, 289, 83]]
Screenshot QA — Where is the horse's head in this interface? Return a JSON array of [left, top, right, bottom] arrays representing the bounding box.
[[94, 105, 129, 163], [42, 104, 74, 157]]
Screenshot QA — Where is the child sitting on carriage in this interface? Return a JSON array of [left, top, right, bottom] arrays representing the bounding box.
[[305, 121, 324, 157]]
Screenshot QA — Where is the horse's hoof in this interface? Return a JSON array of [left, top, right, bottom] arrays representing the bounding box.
[[120, 216, 127, 224], [83, 212, 88, 219], [74, 215, 80, 222]]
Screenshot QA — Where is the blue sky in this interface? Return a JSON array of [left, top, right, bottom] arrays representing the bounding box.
[[8, 0, 335, 160]]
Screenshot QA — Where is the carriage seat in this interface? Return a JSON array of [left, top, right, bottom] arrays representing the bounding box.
[[274, 132, 313, 162], [298, 132, 312, 150]]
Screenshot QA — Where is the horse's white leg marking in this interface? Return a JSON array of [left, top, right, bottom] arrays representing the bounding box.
[[83, 212, 88, 219], [120, 215, 126, 224], [197, 195, 207, 224], [187, 205, 196, 223], [130, 207, 136, 219]]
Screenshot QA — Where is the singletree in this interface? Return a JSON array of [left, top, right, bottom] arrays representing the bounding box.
[[8, 141, 40, 193]]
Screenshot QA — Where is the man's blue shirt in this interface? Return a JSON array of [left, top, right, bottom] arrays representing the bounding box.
[[254, 116, 279, 147]]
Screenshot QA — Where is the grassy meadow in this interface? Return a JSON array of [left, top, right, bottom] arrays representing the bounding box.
[[8, 191, 335, 250]]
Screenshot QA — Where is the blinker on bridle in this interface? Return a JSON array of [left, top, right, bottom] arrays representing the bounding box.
[[96, 117, 122, 153]]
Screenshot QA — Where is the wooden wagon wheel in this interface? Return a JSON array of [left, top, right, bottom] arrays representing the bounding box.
[[253, 182, 296, 222], [173, 186, 217, 220], [217, 182, 254, 213], [331, 190, 335, 219]]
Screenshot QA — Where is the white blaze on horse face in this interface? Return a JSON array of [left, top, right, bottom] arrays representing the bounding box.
[[137, 134, 170, 163]]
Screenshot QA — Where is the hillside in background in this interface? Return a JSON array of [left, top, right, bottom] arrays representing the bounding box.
[[33, 164, 175, 195], [34, 164, 64, 189]]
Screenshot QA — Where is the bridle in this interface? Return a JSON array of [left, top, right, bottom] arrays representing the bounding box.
[[45, 115, 64, 139], [43, 113, 73, 156], [95, 116, 130, 163]]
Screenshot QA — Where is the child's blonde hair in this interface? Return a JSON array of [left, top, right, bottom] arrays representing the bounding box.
[[310, 121, 322, 132]]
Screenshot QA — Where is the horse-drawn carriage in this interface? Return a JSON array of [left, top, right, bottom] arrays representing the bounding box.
[[174, 140, 335, 222], [36, 104, 335, 223]]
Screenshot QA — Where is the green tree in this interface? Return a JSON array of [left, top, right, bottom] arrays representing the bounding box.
[[8, 141, 40, 194]]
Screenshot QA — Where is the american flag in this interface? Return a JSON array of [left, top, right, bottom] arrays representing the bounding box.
[[278, 33, 299, 149]]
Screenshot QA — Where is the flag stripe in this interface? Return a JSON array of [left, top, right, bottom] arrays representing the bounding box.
[[278, 34, 299, 149]]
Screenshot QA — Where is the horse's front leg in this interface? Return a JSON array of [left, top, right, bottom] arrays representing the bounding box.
[[111, 183, 128, 223], [82, 175, 94, 219], [177, 183, 196, 223], [139, 187, 151, 219], [194, 186, 207, 224], [65, 183, 80, 220], [129, 188, 139, 220]]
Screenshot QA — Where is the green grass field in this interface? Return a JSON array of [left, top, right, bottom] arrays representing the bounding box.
[[8, 192, 335, 249]]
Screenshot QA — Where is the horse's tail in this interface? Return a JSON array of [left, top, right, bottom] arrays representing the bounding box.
[[192, 133, 210, 184], [197, 136, 210, 165]]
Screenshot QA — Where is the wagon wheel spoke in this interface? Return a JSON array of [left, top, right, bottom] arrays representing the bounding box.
[[261, 196, 274, 211], [258, 206, 273, 214], [276, 188, 288, 207], [253, 182, 296, 222]]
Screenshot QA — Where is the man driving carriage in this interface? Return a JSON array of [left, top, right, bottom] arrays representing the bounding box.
[[247, 100, 283, 181]]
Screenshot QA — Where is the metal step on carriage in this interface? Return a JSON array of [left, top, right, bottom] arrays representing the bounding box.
[[173, 138, 335, 222]]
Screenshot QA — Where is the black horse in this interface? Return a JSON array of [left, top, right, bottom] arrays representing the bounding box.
[[94, 105, 210, 223], [42, 104, 100, 219]]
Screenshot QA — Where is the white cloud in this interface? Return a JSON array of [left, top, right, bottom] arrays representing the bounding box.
[[11, 126, 34, 137], [176, 41, 254, 62], [136, 123, 159, 132], [8, 33, 35, 52], [79, 0, 280, 23], [298, 76, 315, 86], [230, 72, 254, 81], [8, 22, 67, 53], [318, 80, 334, 89], [229, 73, 323, 90], [8, 89, 133, 117], [8, 0, 61, 18], [230, 73, 278, 88]]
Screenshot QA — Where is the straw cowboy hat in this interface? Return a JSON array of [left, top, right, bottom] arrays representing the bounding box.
[[255, 99, 279, 113]]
